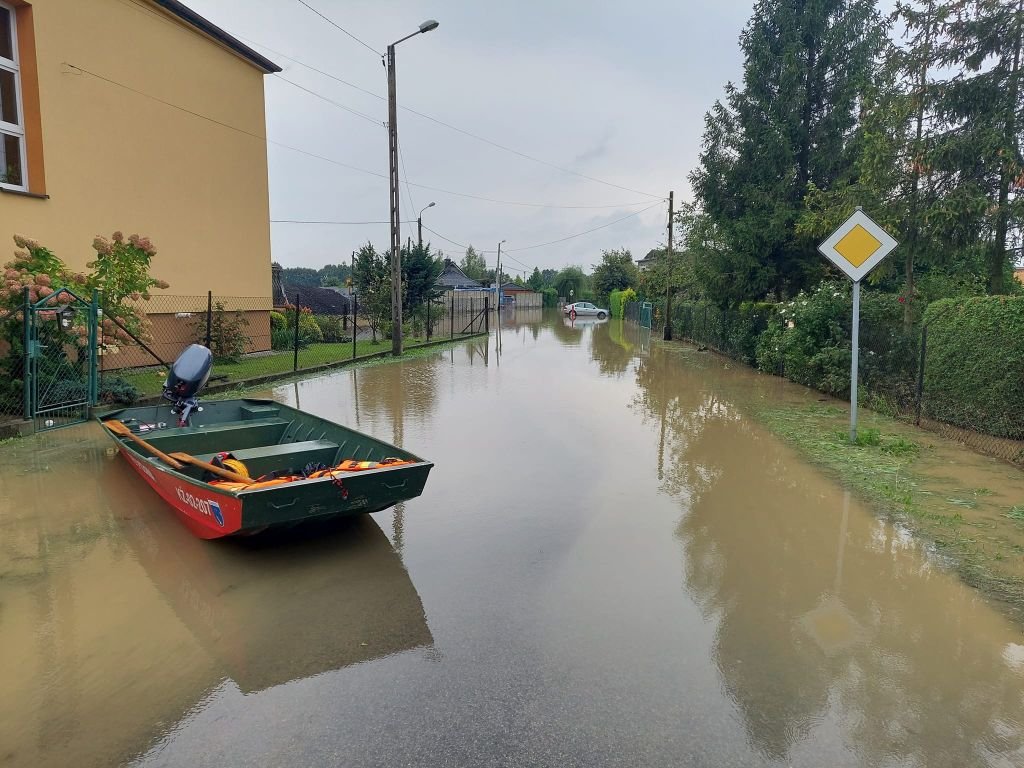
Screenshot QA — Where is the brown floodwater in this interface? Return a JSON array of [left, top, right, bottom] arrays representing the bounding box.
[[3, 308, 1024, 767]]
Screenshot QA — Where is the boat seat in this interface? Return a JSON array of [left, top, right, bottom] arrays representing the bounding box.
[[142, 418, 291, 455], [195, 439, 340, 478]]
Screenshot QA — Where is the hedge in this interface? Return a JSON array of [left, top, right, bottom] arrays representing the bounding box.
[[923, 297, 1024, 439], [609, 288, 637, 318]]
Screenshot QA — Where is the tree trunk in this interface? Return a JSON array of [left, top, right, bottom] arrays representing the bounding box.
[[990, 0, 1023, 295]]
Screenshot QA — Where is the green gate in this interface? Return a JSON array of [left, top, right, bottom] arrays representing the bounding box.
[[23, 287, 99, 432], [640, 302, 653, 329]]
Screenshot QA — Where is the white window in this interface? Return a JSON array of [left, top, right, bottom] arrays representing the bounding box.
[[0, 1, 26, 191]]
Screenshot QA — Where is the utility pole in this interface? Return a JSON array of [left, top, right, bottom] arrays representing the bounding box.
[[418, 202, 435, 249], [496, 239, 506, 319], [663, 190, 675, 341], [385, 20, 439, 357], [387, 42, 403, 356]]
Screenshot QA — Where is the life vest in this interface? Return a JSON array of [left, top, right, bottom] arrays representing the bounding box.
[[208, 457, 413, 491]]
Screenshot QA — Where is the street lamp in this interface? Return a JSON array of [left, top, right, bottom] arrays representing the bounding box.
[[496, 239, 506, 312], [387, 19, 439, 357], [418, 202, 436, 248]]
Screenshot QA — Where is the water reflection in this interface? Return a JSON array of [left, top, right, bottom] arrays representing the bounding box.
[[632, 342, 1024, 766], [1, 446, 431, 768]]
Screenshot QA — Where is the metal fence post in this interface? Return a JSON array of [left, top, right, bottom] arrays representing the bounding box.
[[22, 286, 31, 420], [89, 289, 99, 405], [485, 296, 489, 333], [352, 293, 358, 360], [205, 290, 213, 349], [450, 296, 455, 340], [293, 293, 301, 372], [426, 299, 432, 342], [915, 324, 927, 426]]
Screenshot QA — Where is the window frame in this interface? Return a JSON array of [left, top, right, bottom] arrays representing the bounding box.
[[0, 0, 27, 192]]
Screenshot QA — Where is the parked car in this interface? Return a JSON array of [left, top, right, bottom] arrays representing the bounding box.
[[563, 302, 608, 319]]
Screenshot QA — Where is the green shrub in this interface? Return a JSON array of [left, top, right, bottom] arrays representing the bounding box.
[[609, 287, 637, 318], [298, 312, 323, 345], [98, 375, 139, 405], [313, 314, 346, 343], [671, 300, 775, 364], [754, 282, 917, 400], [269, 311, 287, 331], [271, 327, 293, 351], [923, 297, 1024, 439], [192, 301, 249, 363]]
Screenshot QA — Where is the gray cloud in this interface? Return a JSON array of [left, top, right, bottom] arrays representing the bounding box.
[[187, 0, 755, 271]]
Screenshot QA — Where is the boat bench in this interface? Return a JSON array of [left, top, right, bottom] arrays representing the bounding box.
[[195, 439, 341, 478], [141, 418, 291, 456]]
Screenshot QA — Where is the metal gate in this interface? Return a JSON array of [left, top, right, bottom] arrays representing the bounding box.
[[640, 302, 653, 329], [24, 287, 99, 432]]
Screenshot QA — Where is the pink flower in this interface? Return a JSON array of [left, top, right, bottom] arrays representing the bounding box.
[[92, 236, 113, 256], [36, 273, 51, 286], [112, 231, 124, 243], [13, 234, 40, 250]]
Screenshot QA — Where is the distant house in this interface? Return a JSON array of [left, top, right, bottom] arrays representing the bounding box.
[[498, 282, 542, 308], [636, 250, 661, 272], [275, 282, 350, 316], [437, 259, 483, 290]]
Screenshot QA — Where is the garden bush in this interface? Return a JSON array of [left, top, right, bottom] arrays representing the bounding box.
[[609, 288, 637, 318], [313, 314, 347, 343], [922, 297, 1024, 439], [754, 282, 917, 400], [269, 310, 287, 331]]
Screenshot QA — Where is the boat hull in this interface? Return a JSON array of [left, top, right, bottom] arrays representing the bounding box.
[[100, 398, 433, 539]]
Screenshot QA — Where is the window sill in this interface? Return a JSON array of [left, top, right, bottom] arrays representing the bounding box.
[[0, 187, 48, 199]]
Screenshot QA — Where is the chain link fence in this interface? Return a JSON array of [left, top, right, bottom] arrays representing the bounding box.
[[98, 291, 488, 403], [625, 296, 1024, 465]]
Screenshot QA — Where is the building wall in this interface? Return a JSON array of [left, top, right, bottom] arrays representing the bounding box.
[[0, 0, 273, 299]]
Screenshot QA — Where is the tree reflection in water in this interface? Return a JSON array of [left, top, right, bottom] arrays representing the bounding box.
[[633, 342, 1024, 766]]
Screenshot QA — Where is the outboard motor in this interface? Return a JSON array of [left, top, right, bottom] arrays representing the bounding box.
[[163, 344, 213, 426]]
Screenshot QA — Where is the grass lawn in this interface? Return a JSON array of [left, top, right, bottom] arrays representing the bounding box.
[[117, 335, 447, 397], [754, 401, 1024, 616]]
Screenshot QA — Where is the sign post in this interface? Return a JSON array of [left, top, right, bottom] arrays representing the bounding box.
[[817, 207, 898, 443]]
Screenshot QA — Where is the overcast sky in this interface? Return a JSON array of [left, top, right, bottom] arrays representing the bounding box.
[[187, 0, 755, 273]]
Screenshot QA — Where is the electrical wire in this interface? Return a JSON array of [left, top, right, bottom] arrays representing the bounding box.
[[504, 202, 664, 252], [63, 62, 654, 211], [397, 136, 418, 215], [271, 219, 416, 224], [293, 0, 381, 57], [274, 75, 382, 126], [115, 0, 664, 202], [237, 36, 666, 201]]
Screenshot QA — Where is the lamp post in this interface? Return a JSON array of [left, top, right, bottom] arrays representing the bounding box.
[[495, 239, 506, 315], [418, 202, 435, 248], [388, 19, 439, 357]]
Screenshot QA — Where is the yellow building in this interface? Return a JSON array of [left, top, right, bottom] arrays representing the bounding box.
[[0, 0, 279, 301]]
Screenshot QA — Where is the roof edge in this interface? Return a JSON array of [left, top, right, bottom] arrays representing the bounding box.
[[150, 0, 282, 73]]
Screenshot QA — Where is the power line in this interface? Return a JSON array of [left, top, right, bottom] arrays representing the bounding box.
[[505, 202, 664, 252], [293, 0, 381, 57], [271, 219, 416, 224], [63, 62, 656, 212], [70, 61, 663, 215], [397, 136, 418, 216], [274, 75, 382, 126], [238, 36, 666, 200]]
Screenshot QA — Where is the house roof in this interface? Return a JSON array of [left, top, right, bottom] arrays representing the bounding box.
[[436, 259, 482, 290], [152, 0, 282, 73], [501, 282, 532, 292], [277, 283, 351, 315]]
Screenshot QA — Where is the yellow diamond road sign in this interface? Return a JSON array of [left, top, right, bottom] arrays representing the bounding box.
[[818, 209, 898, 282]]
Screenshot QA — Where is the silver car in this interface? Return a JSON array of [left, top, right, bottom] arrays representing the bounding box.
[[563, 301, 608, 319]]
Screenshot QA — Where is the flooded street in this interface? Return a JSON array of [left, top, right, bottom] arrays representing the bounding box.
[[4, 309, 1024, 767]]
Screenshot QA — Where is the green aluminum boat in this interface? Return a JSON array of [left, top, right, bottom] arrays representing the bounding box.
[[100, 397, 433, 539]]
